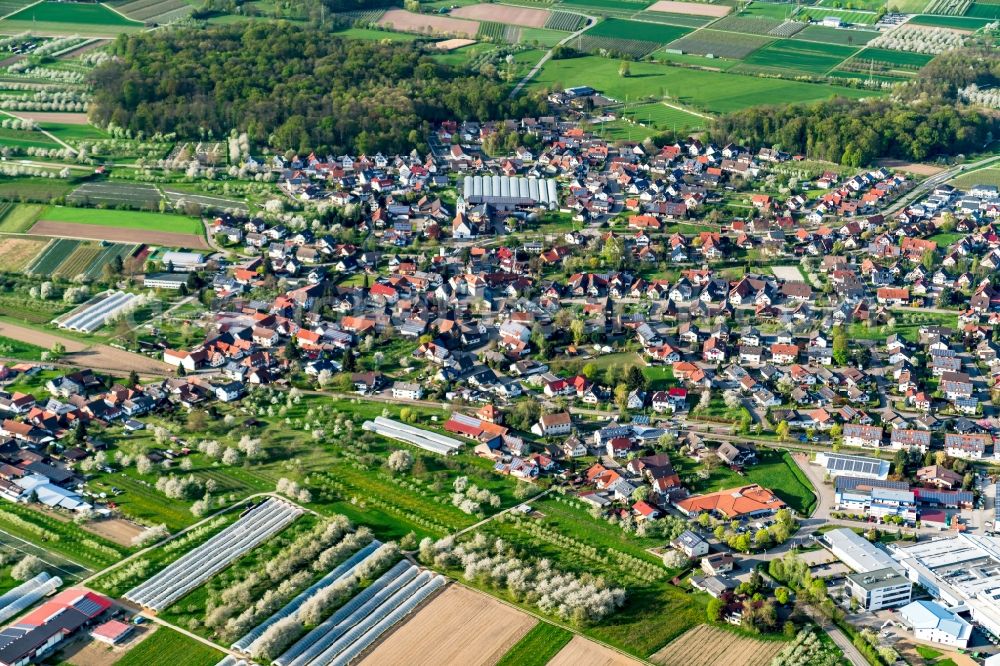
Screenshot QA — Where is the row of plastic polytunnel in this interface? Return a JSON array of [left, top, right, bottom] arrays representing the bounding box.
[[58, 291, 140, 333], [362, 417, 462, 456], [231, 540, 384, 655], [274, 560, 445, 666], [0, 572, 61, 625], [125, 498, 303, 612]]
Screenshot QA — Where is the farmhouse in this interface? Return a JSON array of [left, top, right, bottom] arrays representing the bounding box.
[[674, 484, 785, 520]]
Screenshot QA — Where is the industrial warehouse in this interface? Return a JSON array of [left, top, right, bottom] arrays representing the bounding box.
[[462, 175, 559, 210]]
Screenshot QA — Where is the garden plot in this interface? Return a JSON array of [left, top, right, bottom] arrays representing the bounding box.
[[358, 585, 536, 666], [274, 560, 446, 666], [646, 0, 730, 16], [377, 9, 480, 37], [452, 3, 551, 27], [651, 624, 784, 666], [68, 181, 163, 208], [667, 29, 773, 57], [125, 498, 303, 612]]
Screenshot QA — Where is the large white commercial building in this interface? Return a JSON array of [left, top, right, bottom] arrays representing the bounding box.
[[898, 600, 972, 648], [822, 527, 902, 574], [814, 452, 890, 481], [890, 534, 1000, 638]]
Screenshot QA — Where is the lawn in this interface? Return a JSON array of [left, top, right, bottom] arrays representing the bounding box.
[[643, 364, 675, 390], [39, 206, 203, 235], [928, 232, 964, 247], [740, 39, 859, 75], [529, 55, 881, 114], [7, 1, 142, 25], [496, 622, 574, 666], [115, 627, 223, 666], [675, 449, 817, 515]]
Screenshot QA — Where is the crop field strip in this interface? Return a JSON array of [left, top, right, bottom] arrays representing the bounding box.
[[708, 13, 785, 34], [925, 0, 972, 13], [792, 24, 879, 45], [68, 181, 163, 208], [26, 237, 79, 275], [909, 12, 991, 27], [738, 38, 861, 75], [52, 243, 101, 279], [558, 0, 654, 10], [545, 10, 586, 29], [848, 46, 935, 70], [6, 0, 142, 25], [666, 29, 775, 58], [965, 2, 1000, 17], [0, 237, 46, 272], [797, 6, 880, 23], [114, 0, 192, 23], [634, 10, 714, 26]]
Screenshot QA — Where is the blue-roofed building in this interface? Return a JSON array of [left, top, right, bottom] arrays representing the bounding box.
[[898, 600, 972, 648]]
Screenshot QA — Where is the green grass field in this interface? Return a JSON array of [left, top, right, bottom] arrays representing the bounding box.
[[0, 177, 76, 201], [530, 55, 880, 113], [520, 26, 568, 46], [40, 206, 204, 235], [909, 13, 991, 27], [0, 127, 61, 150], [0, 335, 44, 360], [115, 627, 222, 666], [621, 101, 707, 132], [950, 167, 1000, 189], [0, 203, 43, 233], [740, 39, 859, 75], [333, 27, 420, 41], [496, 622, 574, 666], [741, 2, 798, 18], [7, 1, 142, 25], [587, 17, 690, 42], [39, 122, 110, 143], [965, 2, 1000, 18]]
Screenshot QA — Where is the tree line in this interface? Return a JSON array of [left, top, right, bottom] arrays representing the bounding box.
[[711, 48, 1000, 166], [89, 23, 546, 155]]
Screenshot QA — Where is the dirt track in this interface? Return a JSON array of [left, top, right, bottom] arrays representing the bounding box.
[[0, 320, 172, 375], [359, 585, 536, 666], [29, 220, 210, 250], [452, 4, 550, 27], [549, 636, 644, 666]]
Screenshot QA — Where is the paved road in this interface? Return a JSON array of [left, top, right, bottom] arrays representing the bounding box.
[[881, 153, 1000, 216]]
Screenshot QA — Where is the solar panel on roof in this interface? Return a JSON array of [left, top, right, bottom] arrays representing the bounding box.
[[71, 597, 104, 617]]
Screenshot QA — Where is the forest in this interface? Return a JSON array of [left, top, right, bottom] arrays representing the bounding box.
[[712, 49, 1000, 166], [89, 23, 546, 155]]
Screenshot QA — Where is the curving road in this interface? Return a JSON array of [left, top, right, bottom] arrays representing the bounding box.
[[509, 12, 595, 99]]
